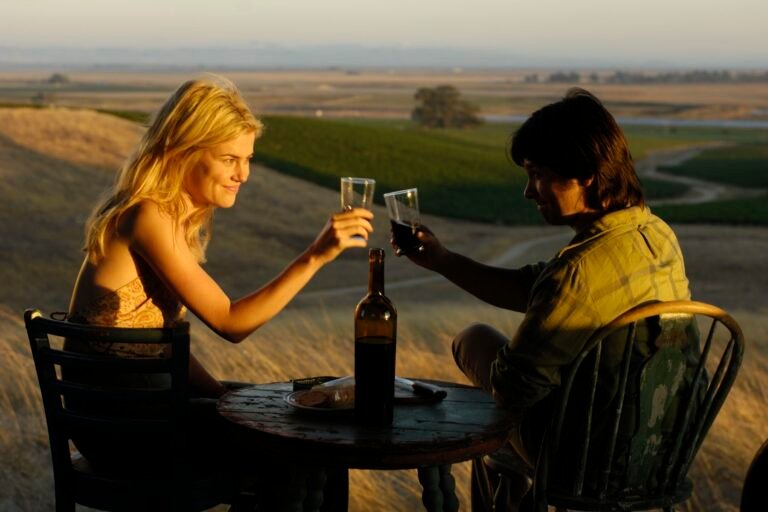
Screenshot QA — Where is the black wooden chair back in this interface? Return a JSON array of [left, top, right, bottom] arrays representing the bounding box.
[[533, 300, 744, 512], [24, 309, 231, 512]]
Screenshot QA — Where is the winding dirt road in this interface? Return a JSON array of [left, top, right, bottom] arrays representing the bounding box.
[[640, 145, 765, 205]]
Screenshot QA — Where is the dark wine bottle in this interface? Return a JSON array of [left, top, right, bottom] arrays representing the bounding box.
[[354, 248, 397, 425]]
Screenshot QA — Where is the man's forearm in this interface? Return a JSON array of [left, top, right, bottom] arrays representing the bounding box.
[[435, 250, 532, 312]]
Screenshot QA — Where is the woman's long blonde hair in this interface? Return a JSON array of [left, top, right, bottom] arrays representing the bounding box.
[[85, 75, 263, 263]]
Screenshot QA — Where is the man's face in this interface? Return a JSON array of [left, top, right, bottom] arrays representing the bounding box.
[[523, 159, 594, 228]]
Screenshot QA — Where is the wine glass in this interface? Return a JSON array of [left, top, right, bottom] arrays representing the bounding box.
[[383, 188, 423, 256], [341, 177, 375, 240], [340, 177, 375, 211]]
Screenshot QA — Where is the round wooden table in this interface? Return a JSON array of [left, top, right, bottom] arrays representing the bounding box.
[[217, 380, 516, 511]]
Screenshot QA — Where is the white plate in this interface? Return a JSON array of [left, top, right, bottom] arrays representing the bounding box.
[[284, 390, 354, 412]]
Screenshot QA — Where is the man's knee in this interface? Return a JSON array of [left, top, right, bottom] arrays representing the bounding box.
[[452, 322, 507, 374], [452, 323, 493, 363]]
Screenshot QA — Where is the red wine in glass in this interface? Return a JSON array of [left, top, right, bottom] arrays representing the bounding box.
[[390, 220, 421, 255]]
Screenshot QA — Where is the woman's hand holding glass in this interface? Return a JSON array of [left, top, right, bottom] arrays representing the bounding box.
[[310, 207, 374, 265], [341, 177, 375, 241]]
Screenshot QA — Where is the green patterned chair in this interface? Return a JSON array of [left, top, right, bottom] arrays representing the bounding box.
[[485, 300, 744, 512]]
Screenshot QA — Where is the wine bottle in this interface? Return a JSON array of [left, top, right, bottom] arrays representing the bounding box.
[[354, 248, 397, 425]]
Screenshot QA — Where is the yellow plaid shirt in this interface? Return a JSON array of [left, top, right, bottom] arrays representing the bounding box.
[[491, 206, 691, 409]]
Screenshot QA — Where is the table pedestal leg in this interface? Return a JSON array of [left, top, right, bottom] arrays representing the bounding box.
[[266, 466, 326, 512], [418, 465, 459, 512], [304, 468, 327, 512], [285, 468, 308, 512]]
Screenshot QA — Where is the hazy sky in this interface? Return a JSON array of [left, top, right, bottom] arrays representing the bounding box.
[[1, 0, 766, 67]]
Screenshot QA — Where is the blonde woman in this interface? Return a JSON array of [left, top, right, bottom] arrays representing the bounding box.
[[64, 75, 371, 497]]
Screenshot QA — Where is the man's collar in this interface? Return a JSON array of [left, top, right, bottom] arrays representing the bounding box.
[[557, 206, 650, 258]]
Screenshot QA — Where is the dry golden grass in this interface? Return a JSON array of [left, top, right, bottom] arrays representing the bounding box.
[[1, 106, 767, 511], [0, 107, 143, 170]]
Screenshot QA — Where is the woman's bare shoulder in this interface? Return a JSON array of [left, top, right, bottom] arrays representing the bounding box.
[[134, 200, 175, 224], [118, 200, 175, 238]]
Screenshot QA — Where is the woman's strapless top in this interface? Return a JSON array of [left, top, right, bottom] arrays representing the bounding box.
[[67, 269, 186, 358]]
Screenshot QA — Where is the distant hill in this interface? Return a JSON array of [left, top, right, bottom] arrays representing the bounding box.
[[2, 45, 766, 71]]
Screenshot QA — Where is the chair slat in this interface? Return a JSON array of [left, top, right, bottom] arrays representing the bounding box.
[[573, 341, 602, 496], [58, 409, 178, 434], [673, 337, 738, 486], [599, 321, 637, 497], [53, 380, 176, 403], [39, 347, 173, 373], [30, 313, 186, 343], [661, 315, 717, 490]]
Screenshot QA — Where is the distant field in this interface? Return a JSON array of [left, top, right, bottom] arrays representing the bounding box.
[[2, 69, 767, 121], [254, 116, 536, 223], [250, 115, 724, 224]]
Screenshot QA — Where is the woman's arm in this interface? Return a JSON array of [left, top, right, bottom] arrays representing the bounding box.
[[129, 201, 373, 343]]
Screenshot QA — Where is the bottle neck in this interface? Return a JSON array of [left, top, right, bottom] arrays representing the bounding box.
[[368, 250, 385, 296]]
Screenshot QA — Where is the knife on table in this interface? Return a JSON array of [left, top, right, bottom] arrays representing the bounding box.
[[316, 375, 447, 400], [394, 377, 448, 399]]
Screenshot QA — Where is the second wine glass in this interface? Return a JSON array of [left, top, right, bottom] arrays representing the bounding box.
[[383, 188, 423, 256]]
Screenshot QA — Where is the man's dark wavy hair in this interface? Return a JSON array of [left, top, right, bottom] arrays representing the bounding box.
[[510, 88, 644, 211]]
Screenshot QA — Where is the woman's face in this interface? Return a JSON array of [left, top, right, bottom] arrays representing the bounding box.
[[183, 131, 256, 209]]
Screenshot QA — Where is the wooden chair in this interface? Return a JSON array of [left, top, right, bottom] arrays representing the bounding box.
[[484, 300, 745, 512], [24, 309, 235, 512]]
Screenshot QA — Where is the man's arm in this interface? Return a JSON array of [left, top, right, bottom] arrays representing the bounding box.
[[434, 249, 539, 312], [396, 225, 541, 312]]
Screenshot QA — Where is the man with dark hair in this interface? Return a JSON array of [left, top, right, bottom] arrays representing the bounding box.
[[392, 88, 692, 510]]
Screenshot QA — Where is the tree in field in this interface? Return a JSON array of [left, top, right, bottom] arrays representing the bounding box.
[[411, 85, 482, 129], [47, 73, 70, 85]]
